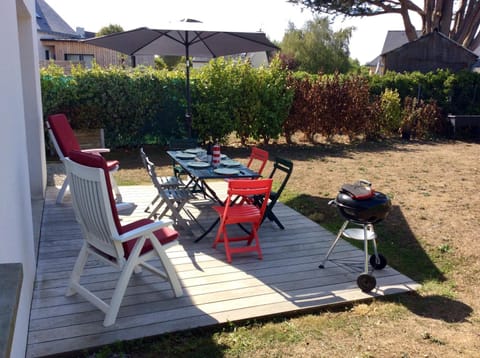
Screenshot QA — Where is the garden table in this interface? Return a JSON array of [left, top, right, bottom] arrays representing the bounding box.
[[167, 150, 261, 241]]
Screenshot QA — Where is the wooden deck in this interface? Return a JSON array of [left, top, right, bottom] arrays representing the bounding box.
[[27, 183, 419, 357]]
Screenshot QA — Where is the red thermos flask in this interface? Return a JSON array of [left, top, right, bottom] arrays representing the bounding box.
[[212, 143, 221, 168]]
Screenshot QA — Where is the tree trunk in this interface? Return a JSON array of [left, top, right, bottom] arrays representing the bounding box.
[[400, 0, 419, 41]]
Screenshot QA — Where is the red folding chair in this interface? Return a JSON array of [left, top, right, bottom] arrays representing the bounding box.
[[225, 147, 269, 205], [245, 147, 269, 175], [212, 179, 273, 263]]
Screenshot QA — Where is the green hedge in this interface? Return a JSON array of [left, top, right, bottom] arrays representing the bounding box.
[[41, 60, 480, 149], [369, 69, 480, 115], [193, 57, 292, 144], [41, 63, 185, 147], [41, 58, 293, 147]]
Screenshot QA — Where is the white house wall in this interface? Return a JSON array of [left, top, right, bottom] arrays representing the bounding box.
[[0, 0, 44, 356], [21, 11, 47, 200]]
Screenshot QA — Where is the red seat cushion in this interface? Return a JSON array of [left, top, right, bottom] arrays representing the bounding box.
[[120, 219, 179, 258]]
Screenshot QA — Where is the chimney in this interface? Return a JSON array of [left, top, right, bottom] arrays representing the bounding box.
[[76, 27, 85, 38]]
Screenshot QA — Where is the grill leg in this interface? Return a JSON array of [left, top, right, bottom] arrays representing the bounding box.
[[370, 224, 380, 266], [363, 224, 369, 274], [319, 220, 349, 269]]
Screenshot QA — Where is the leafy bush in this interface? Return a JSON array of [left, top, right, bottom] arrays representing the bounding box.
[[448, 70, 480, 114], [251, 57, 293, 144], [193, 58, 238, 143], [400, 97, 445, 139], [283, 73, 315, 143], [284, 73, 374, 142], [369, 69, 480, 116], [193, 56, 293, 144], [41, 63, 185, 147], [41, 61, 480, 150], [378, 88, 403, 135]]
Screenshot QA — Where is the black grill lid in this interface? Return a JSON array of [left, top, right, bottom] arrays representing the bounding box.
[[335, 181, 392, 224]]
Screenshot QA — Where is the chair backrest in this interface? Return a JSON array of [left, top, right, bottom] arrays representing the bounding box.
[[46, 113, 81, 160], [139, 147, 161, 189], [65, 150, 125, 259], [246, 147, 269, 175], [226, 179, 273, 222], [268, 157, 293, 200], [139, 147, 152, 173]]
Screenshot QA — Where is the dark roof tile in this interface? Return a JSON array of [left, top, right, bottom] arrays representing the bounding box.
[[36, 0, 78, 38]]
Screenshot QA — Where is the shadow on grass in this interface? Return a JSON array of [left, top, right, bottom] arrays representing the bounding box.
[[106, 139, 457, 172], [384, 292, 473, 323], [285, 193, 475, 323]]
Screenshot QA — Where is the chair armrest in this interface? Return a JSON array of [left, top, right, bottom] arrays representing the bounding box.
[[116, 219, 174, 243], [82, 148, 110, 154]]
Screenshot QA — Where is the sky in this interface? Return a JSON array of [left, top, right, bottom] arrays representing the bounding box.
[[45, 0, 422, 65]]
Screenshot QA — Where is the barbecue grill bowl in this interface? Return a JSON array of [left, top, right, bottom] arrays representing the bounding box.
[[335, 191, 391, 224]]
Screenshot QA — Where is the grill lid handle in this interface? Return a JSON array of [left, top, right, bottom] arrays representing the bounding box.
[[340, 180, 375, 200]]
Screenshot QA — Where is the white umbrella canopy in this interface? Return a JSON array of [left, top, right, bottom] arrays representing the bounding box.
[[84, 21, 279, 135], [86, 25, 279, 58]]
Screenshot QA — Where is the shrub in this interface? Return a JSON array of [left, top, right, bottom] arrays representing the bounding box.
[[41, 61, 480, 150], [379, 88, 403, 135], [252, 56, 293, 144], [285, 73, 374, 142], [193, 56, 293, 144], [41, 63, 185, 147], [193, 58, 238, 143], [400, 97, 445, 140]]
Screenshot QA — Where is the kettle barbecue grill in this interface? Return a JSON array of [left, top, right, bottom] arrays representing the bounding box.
[[319, 180, 392, 292]]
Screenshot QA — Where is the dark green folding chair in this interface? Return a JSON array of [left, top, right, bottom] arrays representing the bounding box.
[[254, 157, 293, 230]]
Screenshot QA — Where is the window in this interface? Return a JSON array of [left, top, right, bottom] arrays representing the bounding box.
[[64, 54, 94, 68]]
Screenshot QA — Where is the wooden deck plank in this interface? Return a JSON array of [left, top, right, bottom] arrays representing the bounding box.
[[27, 185, 419, 357]]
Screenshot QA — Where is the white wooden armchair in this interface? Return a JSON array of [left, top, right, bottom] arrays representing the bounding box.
[[64, 150, 183, 327]]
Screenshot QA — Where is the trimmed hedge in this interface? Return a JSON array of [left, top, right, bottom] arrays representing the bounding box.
[[41, 59, 293, 147], [41, 60, 480, 149], [41, 63, 185, 147], [369, 69, 480, 115]]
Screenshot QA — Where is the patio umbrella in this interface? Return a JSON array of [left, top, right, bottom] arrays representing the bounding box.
[[83, 20, 279, 135]]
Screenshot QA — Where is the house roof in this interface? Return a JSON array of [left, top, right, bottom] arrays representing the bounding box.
[[36, 0, 78, 38], [365, 30, 422, 65], [382, 30, 478, 58], [380, 30, 423, 55], [366, 55, 381, 67]]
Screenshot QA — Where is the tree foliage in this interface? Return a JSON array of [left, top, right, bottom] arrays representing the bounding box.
[[280, 17, 353, 74], [96, 24, 124, 37], [289, 0, 480, 50]]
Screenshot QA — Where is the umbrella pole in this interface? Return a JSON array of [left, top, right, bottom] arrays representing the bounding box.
[[185, 60, 192, 137], [185, 36, 192, 137]]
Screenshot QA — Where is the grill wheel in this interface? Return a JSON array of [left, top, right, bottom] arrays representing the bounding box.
[[357, 274, 376, 292], [369, 254, 387, 270]]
